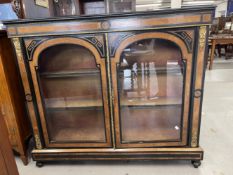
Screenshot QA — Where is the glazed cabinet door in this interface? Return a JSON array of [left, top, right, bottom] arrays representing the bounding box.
[[25, 35, 112, 148], [109, 31, 194, 148]]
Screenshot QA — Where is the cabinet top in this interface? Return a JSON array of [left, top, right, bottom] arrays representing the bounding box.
[[4, 5, 215, 38]]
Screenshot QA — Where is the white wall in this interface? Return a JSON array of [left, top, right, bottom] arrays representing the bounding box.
[[171, 0, 181, 8], [136, 0, 171, 11], [135, 0, 228, 18], [215, 1, 228, 17]]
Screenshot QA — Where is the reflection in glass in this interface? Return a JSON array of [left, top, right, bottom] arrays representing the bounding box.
[[37, 44, 106, 143], [118, 39, 184, 143]]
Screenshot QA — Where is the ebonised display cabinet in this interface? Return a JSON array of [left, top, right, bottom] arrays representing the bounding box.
[[4, 6, 215, 168]]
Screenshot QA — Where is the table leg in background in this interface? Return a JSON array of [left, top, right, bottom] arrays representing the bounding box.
[[209, 40, 216, 70]]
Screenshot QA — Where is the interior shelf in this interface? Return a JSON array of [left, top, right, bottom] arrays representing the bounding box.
[[44, 97, 181, 109], [39, 66, 184, 79], [121, 97, 182, 107], [40, 69, 100, 78], [45, 98, 103, 109], [119, 66, 184, 75]]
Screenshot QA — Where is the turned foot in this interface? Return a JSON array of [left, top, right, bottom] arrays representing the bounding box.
[[36, 161, 44, 168], [192, 160, 201, 168], [20, 155, 28, 166]]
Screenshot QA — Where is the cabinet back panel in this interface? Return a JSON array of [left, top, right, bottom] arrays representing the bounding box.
[[38, 44, 97, 73], [40, 76, 102, 100]]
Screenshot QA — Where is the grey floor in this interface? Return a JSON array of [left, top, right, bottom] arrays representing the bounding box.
[[15, 58, 233, 175]]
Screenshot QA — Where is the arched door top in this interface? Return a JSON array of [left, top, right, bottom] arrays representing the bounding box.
[[113, 32, 191, 63], [32, 37, 103, 66]]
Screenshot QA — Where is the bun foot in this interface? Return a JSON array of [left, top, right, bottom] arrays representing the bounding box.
[[192, 160, 201, 168], [36, 161, 44, 168]]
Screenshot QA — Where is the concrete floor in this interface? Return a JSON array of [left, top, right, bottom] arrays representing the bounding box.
[[15, 60, 233, 175]]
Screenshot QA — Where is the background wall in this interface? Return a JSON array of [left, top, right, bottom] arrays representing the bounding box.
[[215, 1, 228, 17], [135, 0, 229, 17]]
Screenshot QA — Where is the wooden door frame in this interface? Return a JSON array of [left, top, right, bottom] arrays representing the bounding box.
[[29, 37, 112, 148], [109, 31, 193, 148]]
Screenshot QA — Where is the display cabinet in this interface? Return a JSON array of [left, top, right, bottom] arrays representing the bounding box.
[[4, 6, 214, 168]]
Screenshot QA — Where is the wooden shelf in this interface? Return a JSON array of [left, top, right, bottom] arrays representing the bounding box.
[[45, 97, 181, 109], [40, 69, 100, 78], [121, 97, 182, 107], [40, 67, 183, 80], [119, 66, 184, 75], [45, 97, 103, 109]]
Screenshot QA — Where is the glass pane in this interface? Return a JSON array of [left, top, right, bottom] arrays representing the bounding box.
[[118, 39, 184, 143], [38, 44, 106, 143]]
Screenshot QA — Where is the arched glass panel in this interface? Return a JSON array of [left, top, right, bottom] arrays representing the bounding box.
[[118, 39, 185, 143], [37, 44, 106, 144]]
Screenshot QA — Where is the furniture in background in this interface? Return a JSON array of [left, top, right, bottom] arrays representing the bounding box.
[[208, 15, 233, 69], [5, 6, 214, 168], [0, 29, 31, 165], [10, 0, 136, 18], [57, 0, 136, 14], [209, 35, 233, 70], [79, 0, 106, 15], [0, 110, 19, 175], [108, 0, 135, 13], [11, 0, 54, 19], [53, 0, 80, 16]]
